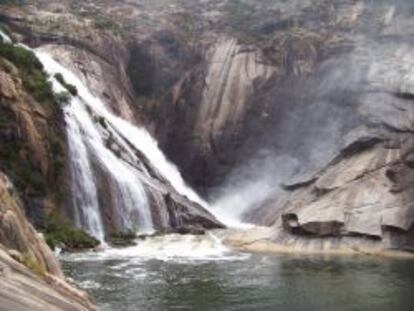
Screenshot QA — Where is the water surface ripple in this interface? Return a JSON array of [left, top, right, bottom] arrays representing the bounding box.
[[62, 235, 414, 311]]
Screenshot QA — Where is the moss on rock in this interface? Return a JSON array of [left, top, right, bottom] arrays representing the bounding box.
[[43, 213, 99, 251], [20, 252, 47, 277], [0, 41, 56, 105], [108, 230, 137, 247]]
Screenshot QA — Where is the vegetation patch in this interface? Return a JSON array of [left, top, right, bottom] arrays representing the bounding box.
[[0, 126, 47, 197], [0, 41, 56, 105], [20, 252, 46, 277], [43, 213, 99, 251], [108, 231, 137, 247]]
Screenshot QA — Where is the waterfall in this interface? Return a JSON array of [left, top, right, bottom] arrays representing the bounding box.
[[65, 99, 105, 242], [0, 30, 12, 43], [33, 50, 209, 240]]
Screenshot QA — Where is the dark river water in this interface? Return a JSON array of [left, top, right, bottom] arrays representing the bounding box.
[[61, 234, 414, 311]]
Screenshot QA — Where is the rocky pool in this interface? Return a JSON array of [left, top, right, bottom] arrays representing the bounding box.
[[62, 234, 414, 311]]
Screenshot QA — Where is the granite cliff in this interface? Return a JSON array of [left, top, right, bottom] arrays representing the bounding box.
[[1, 0, 414, 256]]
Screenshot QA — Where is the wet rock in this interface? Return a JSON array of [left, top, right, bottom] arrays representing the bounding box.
[[0, 172, 97, 310], [108, 231, 138, 247], [0, 172, 62, 277], [5, 0, 414, 254], [173, 226, 206, 236], [0, 247, 97, 311], [7, 249, 22, 262]]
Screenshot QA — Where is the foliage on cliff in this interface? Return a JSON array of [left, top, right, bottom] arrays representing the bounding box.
[[43, 213, 99, 251], [0, 40, 56, 105], [0, 34, 67, 232]]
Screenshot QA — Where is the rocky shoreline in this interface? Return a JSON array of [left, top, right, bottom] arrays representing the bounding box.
[[0, 172, 97, 310], [224, 227, 414, 259]]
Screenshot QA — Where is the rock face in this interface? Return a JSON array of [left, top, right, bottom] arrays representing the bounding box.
[[3, 0, 414, 254], [0, 172, 62, 277], [0, 171, 97, 311], [1, 4, 224, 239], [0, 247, 97, 311], [156, 37, 275, 188], [234, 0, 414, 252], [38, 45, 223, 235], [0, 45, 68, 228]]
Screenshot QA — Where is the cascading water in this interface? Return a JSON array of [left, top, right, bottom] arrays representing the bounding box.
[[2, 31, 248, 238], [33, 49, 213, 241], [65, 99, 105, 242], [33, 52, 152, 239], [0, 30, 11, 43]]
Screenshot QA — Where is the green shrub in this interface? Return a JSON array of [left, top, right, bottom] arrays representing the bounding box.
[[0, 41, 56, 105], [108, 230, 137, 246], [0, 146, 47, 196], [23, 70, 55, 104], [18, 165, 47, 195], [109, 230, 137, 241], [0, 58, 13, 73], [44, 214, 100, 251], [54, 73, 78, 96], [0, 42, 42, 70]]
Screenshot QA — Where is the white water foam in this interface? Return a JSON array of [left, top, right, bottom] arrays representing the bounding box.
[[33, 50, 225, 239], [34, 50, 256, 232], [36, 50, 206, 205], [61, 233, 249, 263]]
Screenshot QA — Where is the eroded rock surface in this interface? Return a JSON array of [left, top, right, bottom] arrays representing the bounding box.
[[0, 246, 96, 311], [3, 0, 414, 253], [0, 172, 96, 310]]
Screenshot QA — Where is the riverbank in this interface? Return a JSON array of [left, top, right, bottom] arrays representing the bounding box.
[[223, 227, 414, 259]]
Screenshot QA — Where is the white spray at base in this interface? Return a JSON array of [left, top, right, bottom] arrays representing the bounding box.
[[2, 30, 254, 244], [31, 48, 245, 243], [61, 232, 249, 263]]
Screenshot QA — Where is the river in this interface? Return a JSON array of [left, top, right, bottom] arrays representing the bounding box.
[[61, 233, 414, 311]]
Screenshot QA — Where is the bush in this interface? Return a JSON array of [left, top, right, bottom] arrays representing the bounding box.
[[43, 213, 100, 251], [0, 42, 42, 70], [54, 73, 78, 96], [109, 230, 137, 241], [0, 151, 47, 196], [23, 70, 55, 104], [0, 58, 13, 73], [108, 230, 137, 247], [0, 41, 56, 105]]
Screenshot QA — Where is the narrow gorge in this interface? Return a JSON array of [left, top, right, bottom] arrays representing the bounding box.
[[1, 1, 414, 310]]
